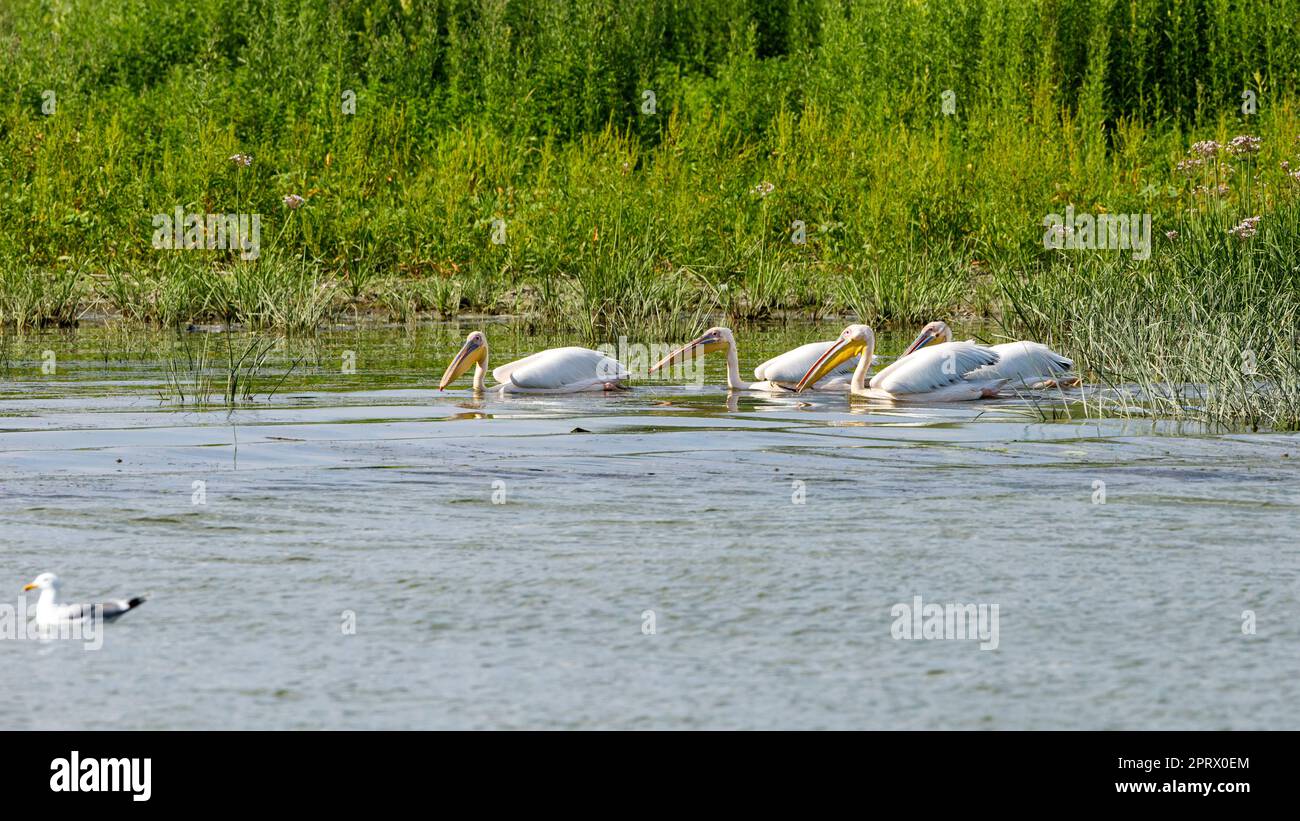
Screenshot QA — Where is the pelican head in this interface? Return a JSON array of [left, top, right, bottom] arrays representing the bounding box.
[[903, 320, 953, 356], [649, 326, 734, 374], [796, 324, 875, 392], [440, 331, 488, 390], [23, 572, 60, 592]]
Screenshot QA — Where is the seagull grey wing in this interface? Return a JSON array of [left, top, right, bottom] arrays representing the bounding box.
[[57, 602, 92, 621], [98, 600, 131, 621], [78, 596, 146, 622]]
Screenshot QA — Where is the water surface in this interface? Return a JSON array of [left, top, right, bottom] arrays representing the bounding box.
[[1, 323, 1297, 729]]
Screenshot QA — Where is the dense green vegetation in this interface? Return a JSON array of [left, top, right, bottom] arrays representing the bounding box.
[[3, 0, 1300, 425]]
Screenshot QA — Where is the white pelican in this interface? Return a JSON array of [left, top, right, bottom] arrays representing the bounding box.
[[904, 321, 1077, 388], [648, 326, 870, 391], [23, 572, 147, 627], [439, 331, 628, 394], [796, 324, 1007, 401]]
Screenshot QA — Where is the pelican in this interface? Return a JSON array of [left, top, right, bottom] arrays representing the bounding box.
[[796, 324, 1007, 401], [904, 321, 1077, 388], [439, 331, 629, 394], [648, 326, 872, 391], [23, 572, 147, 627]]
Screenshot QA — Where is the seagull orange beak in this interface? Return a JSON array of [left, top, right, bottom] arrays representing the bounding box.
[[22, 583, 37, 591]]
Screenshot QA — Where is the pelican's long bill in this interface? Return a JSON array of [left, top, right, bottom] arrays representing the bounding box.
[[795, 336, 864, 392], [903, 330, 938, 356], [439, 336, 485, 390], [649, 331, 726, 375]]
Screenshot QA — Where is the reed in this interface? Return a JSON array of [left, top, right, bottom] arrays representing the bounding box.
[[161, 332, 299, 406], [4, 0, 1300, 425]]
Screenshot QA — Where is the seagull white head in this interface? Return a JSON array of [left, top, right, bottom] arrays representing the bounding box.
[[796, 324, 875, 392], [649, 326, 735, 374], [23, 572, 61, 592]]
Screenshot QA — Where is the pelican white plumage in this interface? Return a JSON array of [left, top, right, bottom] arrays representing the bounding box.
[[23, 572, 146, 627], [439, 331, 629, 394], [904, 321, 1077, 388], [796, 324, 1007, 401], [649, 326, 870, 391]]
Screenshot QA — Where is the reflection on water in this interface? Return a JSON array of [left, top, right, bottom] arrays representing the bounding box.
[[1, 323, 1298, 729]]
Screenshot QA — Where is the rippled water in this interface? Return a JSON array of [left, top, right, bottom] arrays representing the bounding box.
[[1, 322, 1297, 729]]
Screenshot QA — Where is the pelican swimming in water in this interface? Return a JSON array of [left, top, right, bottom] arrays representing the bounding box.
[[796, 324, 1007, 401], [439, 331, 629, 394], [904, 321, 1077, 388], [648, 326, 872, 391]]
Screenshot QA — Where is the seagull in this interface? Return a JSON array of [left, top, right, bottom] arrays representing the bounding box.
[[23, 572, 147, 627]]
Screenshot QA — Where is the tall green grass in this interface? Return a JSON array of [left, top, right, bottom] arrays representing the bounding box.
[[999, 195, 1300, 430], [4, 0, 1300, 425]]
